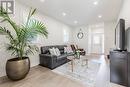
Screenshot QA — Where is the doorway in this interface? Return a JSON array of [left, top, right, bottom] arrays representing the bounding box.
[[88, 23, 104, 54], [91, 33, 104, 54]]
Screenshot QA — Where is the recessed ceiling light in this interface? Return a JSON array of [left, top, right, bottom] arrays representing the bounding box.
[[93, 1, 98, 5], [40, 0, 45, 2], [62, 12, 67, 16], [98, 15, 102, 18], [74, 21, 78, 24]]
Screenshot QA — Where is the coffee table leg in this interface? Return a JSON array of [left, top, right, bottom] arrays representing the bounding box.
[[86, 59, 88, 68], [71, 60, 74, 72], [81, 59, 88, 68]]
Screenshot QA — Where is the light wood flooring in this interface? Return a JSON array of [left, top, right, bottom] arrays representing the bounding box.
[[0, 66, 85, 87], [0, 55, 125, 87]]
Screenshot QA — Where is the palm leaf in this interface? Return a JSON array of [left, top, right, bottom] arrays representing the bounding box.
[[31, 8, 36, 16], [0, 19, 7, 23], [0, 27, 14, 40], [0, 7, 9, 17], [26, 19, 48, 37], [25, 45, 39, 55], [6, 44, 20, 56], [0, 7, 48, 59]]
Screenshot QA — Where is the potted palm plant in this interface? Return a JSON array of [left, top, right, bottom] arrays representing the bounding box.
[[0, 7, 48, 80]]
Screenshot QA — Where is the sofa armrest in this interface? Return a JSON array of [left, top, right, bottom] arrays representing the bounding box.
[[39, 54, 57, 69]]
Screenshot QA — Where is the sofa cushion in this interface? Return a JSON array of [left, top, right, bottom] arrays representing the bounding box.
[[41, 45, 67, 54], [57, 54, 67, 60], [60, 49, 64, 54], [41, 47, 49, 54], [57, 45, 66, 50]]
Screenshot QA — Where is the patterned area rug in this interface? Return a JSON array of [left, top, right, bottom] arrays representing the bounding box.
[[52, 58, 101, 87]]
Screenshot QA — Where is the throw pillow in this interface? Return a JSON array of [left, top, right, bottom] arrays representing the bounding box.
[[64, 47, 67, 53], [49, 48, 55, 55], [64, 46, 73, 53], [55, 48, 61, 56], [52, 47, 57, 55], [49, 47, 57, 56], [67, 46, 73, 53]]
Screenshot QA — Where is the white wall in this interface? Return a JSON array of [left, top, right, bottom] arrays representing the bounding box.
[[118, 0, 130, 29], [0, 1, 73, 77], [72, 26, 89, 53], [72, 21, 116, 55], [104, 21, 116, 54]]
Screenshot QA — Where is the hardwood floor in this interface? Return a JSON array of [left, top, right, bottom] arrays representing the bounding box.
[[0, 66, 85, 87], [0, 55, 125, 87]]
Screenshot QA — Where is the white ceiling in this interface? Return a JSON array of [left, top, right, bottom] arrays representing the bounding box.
[[18, 0, 123, 27]]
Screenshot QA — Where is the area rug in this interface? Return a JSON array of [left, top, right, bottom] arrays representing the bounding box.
[[52, 59, 101, 87]]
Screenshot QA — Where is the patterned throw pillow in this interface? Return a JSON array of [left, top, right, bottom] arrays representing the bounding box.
[[55, 48, 61, 56], [64, 46, 73, 53], [49, 47, 61, 56], [49, 47, 56, 56]]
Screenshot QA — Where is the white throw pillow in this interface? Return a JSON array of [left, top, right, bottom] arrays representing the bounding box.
[[55, 48, 61, 56], [49, 47, 61, 56], [64, 47, 67, 53], [49, 48, 55, 55], [52, 47, 57, 55], [49, 47, 57, 56]]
